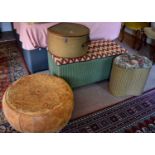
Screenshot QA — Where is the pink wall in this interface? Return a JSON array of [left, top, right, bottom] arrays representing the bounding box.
[[80, 22, 121, 40]]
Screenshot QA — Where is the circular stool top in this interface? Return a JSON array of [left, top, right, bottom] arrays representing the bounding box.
[[144, 27, 155, 40], [48, 23, 89, 37], [3, 74, 73, 115]]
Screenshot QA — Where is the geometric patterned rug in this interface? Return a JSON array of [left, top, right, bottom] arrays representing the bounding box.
[[61, 88, 155, 133], [0, 41, 29, 133], [0, 41, 29, 109]]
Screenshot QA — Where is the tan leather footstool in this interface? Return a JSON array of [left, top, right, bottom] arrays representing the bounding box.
[[2, 74, 74, 133]]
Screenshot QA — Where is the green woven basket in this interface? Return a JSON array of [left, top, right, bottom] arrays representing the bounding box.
[[48, 52, 115, 88], [109, 63, 151, 96]]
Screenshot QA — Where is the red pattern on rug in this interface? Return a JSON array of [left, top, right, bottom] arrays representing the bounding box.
[[0, 41, 29, 108], [125, 116, 155, 133], [0, 51, 9, 109]]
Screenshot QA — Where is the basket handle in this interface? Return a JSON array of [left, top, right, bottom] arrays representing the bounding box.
[[81, 40, 90, 49]]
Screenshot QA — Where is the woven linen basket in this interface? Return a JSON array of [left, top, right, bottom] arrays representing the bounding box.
[[48, 40, 127, 88], [48, 53, 114, 88], [109, 57, 152, 96]]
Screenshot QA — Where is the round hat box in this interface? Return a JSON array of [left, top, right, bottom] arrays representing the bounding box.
[[47, 22, 90, 58], [2, 74, 74, 133]]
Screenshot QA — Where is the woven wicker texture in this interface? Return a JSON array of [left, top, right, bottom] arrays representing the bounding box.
[[109, 64, 151, 96], [48, 52, 114, 88], [48, 39, 127, 88]]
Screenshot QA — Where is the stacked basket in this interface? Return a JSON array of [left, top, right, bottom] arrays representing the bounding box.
[[47, 23, 127, 88]]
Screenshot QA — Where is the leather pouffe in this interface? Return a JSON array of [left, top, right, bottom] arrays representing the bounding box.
[[2, 74, 74, 133]]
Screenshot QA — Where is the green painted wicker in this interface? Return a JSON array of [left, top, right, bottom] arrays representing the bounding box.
[[109, 64, 152, 96], [48, 52, 114, 88]]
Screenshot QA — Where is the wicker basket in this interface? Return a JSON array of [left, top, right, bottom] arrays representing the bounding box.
[[109, 63, 151, 96], [48, 52, 114, 88], [48, 40, 127, 88], [47, 23, 89, 58]]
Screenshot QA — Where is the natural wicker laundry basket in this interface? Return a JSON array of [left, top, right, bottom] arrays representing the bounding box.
[[109, 54, 152, 96]]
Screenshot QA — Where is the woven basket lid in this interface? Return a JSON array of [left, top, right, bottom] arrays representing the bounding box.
[[4, 74, 73, 115], [48, 23, 89, 37]]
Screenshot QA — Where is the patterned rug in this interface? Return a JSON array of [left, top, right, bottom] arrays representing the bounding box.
[[61, 88, 155, 133], [0, 41, 29, 108]]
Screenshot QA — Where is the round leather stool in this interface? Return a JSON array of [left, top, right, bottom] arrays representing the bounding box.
[[2, 74, 74, 133]]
